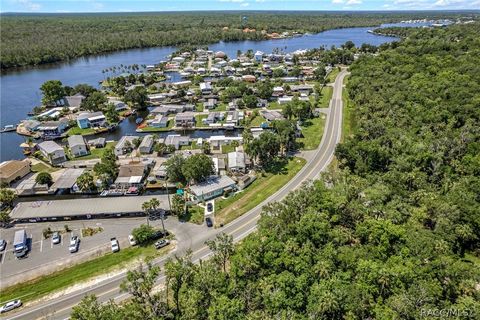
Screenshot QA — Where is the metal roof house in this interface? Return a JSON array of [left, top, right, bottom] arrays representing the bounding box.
[[38, 141, 67, 165], [188, 175, 236, 202], [228, 151, 246, 172], [139, 135, 154, 154], [114, 136, 137, 156], [67, 135, 89, 157]]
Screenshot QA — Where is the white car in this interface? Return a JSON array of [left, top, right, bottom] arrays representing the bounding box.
[[69, 236, 80, 253], [128, 235, 137, 246], [51, 232, 61, 245], [0, 239, 6, 251], [0, 300, 22, 313], [111, 238, 119, 253]]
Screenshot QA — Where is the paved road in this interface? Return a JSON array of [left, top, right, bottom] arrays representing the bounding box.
[[4, 69, 348, 320]]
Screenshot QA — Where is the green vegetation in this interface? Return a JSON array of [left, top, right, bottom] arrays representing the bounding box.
[[220, 144, 235, 154], [2, 12, 460, 69], [66, 126, 95, 136], [138, 120, 174, 132], [74, 142, 116, 160], [31, 162, 59, 173], [71, 23, 480, 320], [297, 116, 326, 150], [0, 242, 171, 304], [194, 115, 208, 127], [317, 85, 333, 107], [215, 157, 306, 225], [184, 205, 205, 225], [325, 67, 340, 83], [249, 113, 265, 127]]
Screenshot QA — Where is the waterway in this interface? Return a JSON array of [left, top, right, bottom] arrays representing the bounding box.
[[1, 24, 403, 161]]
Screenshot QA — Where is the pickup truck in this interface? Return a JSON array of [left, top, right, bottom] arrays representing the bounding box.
[[111, 238, 119, 253]]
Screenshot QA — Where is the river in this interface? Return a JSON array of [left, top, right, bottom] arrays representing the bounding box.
[[0, 24, 402, 162]]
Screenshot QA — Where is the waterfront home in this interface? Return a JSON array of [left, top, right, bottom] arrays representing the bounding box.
[[148, 93, 167, 103], [50, 168, 85, 194], [114, 136, 137, 156], [63, 93, 85, 110], [151, 104, 193, 116], [37, 119, 68, 139], [225, 111, 240, 125], [108, 99, 128, 112], [204, 112, 224, 125], [208, 135, 243, 151], [212, 157, 226, 175], [172, 80, 191, 89], [139, 135, 154, 154], [38, 140, 67, 165], [261, 110, 285, 122], [22, 119, 41, 132], [254, 51, 264, 62], [175, 112, 196, 127], [188, 175, 236, 202], [88, 137, 106, 148], [204, 98, 218, 109], [150, 115, 169, 128], [153, 164, 168, 180], [76, 111, 106, 129], [200, 82, 212, 95], [164, 134, 190, 150], [114, 163, 146, 188], [0, 159, 31, 186], [37, 108, 63, 119], [172, 56, 185, 63], [242, 75, 256, 83], [68, 135, 89, 157], [251, 127, 264, 139], [228, 151, 246, 172]]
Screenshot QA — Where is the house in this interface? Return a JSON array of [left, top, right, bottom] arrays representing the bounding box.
[[37, 120, 68, 139], [290, 84, 314, 94], [148, 94, 167, 103], [203, 112, 224, 125], [256, 99, 268, 108], [225, 111, 240, 125], [175, 112, 196, 127], [278, 96, 294, 105], [200, 82, 212, 95], [22, 119, 41, 132], [153, 164, 168, 180], [38, 141, 67, 165], [188, 175, 236, 202], [273, 86, 285, 97], [228, 151, 246, 172], [261, 110, 284, 122], [0, 159, 31, 186], [68, 135, 89, 157], [63, 93, 85, 110], [204, 99, 218, 109], [139, 135, 154, 154], [164, 134, 190, 150], [114, 136, 137, 156], [108, 99, 128, 112], [235, 174, 256, 190], [151, 104, 193, 116], [151, 115, 169, 128], [88, 138, 106, 148], [242, 75, 256, 83], [208, 135, 243, 151], [114, 164, 146, 188], [50, 168, 85, 194], [212, 157, 226, 175], [282, 77, 299, 83], [251, 127, 264, 139], [172, 80, 192, 89], [76, 111, 106, 129]]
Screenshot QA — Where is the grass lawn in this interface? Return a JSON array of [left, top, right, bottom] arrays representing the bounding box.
[[318, 86, 333, 108], [250, 114, 265, 127], [211, 104, 227, 112], [341, 77, 356, 142], [138, 120, 174, 132], [67, 127, 95, 136], [73, 142, 116, 160], [184, 205, 205, 224], [195, 103, 204, 112], [267, 101, 282, 110], [221, 144, 235, 154], [298, 116, 327, 150], [195, 115, 208, 127], [180, 141, 200, 150], [0, 242, 172, 305], [214, 157, 306, 226], [326, 68, 340, 83], [31, 162, 60, 173]]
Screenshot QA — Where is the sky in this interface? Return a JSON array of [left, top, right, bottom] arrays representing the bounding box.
[[1, 0, 479, 13]]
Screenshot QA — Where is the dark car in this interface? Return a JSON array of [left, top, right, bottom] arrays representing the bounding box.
[[205, 217, 213, 227], [0, 239, 6, 251], [154, 239, 170, 249], [150, 230, 166, 240], [207, 203, 213, 213]]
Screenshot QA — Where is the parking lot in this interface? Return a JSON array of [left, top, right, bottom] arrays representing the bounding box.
[[0, 217, 173, 288]]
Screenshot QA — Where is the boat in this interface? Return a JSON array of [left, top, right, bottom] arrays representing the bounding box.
[[100, 190, 124, 197], [1, 124, 17, 133], [135, 117, 144, 125]]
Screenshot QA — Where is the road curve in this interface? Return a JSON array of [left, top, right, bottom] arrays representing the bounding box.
[[5, 69, 348, 320]]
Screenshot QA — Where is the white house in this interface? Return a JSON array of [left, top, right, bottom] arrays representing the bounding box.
[[38, 141, 67, 165], [67, 135, 89, 157], [228, 151, 246, 172], [115, 136, 137, 156], [139, 135, 154, 154]]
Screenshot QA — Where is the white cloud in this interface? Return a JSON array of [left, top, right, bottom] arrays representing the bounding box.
[[346, 0, 362, 4], [240, 2, 250, 6], [13, 0, 41, 11], [332, 0, 344, 3], [219, 0, 246, 2], [255, 0, 266, 2]]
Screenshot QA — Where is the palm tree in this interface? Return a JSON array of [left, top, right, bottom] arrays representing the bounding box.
[[142, 201, 152, 226]]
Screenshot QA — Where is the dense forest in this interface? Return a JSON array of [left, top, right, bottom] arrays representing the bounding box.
[[70, 22, 480, 319], [0, 11, 470, 69]]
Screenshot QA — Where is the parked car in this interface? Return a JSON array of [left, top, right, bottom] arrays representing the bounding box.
[[0, 239, 6, 251], [128, 235, 137, 246], [151, 230, 166, 240], [207, 202, 213, 213], [205, 217, 213, 227], [51, 232, 61, 245], [111, 238, 119, 253], [69, 236, 80, 253], [0, 300, 22, 313], [154, 239, 170, 249]]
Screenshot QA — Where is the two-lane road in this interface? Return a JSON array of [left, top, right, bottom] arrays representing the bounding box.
[[5, 69, 348, 320]]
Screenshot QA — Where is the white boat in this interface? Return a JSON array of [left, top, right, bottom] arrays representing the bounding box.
[[0, 124, 17, 133]]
